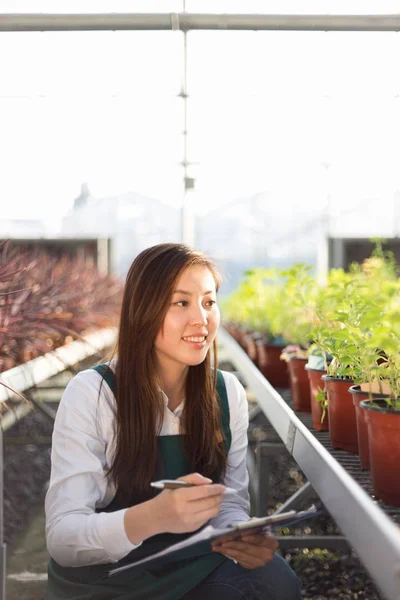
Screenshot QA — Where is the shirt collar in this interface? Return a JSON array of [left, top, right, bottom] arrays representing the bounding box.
[[160, 389, 185, 415]]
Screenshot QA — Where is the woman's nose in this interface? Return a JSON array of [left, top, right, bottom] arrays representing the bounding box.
[[189, 305, 208, 325]]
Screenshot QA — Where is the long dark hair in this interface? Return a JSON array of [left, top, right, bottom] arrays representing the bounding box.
[[108, 243, 227, 505]]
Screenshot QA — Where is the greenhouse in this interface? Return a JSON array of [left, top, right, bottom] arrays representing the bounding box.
[[1, 2, 400, 600]]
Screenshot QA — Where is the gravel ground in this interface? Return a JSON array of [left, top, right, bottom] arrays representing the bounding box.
[[261, 449, 383, 600], [1, 388, 385, 599], [3, 404, 53, 547]]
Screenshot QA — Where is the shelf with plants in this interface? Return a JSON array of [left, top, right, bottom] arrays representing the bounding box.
[[222, 267, 291, 388], [222, 240, 400, 506], [0, 240, 123, 411]]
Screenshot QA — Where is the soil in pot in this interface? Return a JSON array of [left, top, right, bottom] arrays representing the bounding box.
[[322, 376, 358, 454], [306, 367, 329, 431]]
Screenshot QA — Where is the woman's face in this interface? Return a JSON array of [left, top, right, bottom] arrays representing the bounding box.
[[154, 265, 220, 370]]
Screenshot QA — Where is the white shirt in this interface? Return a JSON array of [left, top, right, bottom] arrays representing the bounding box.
[[45, 364, 250, 567]]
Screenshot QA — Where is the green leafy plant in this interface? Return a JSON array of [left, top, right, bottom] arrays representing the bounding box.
[[224, 239, 400, 410], [312, 241, 400, 403], [221, 268, 287, 343], [278, 264, 317, 348], [316, 387, 328, 421]]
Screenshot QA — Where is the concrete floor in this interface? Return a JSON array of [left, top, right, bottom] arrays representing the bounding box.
[[6, 507, 48, 600]]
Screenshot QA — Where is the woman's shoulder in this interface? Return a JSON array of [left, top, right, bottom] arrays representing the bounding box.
[[59, 360, 116, 415], [218, 368, 243, 389], [218, 369, 247, 409]]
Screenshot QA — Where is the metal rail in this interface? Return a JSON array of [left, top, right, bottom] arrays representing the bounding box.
[[2, 13, 400, 32], [218, 328, 400, 600], [0, 327, 116, 403]]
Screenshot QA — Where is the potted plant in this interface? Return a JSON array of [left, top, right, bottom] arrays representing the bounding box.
[[312, 267, 363, 453], [278, 264, 319, 411], [344, 244, 399, 469], [359, 254, 400, 504], [304, 279, 339, 431], [222, 268, 290, 386], [220, 274, 258, 352], [361, 343, 400, 505], [253, 268, 291, 387], [316, 243, 399, 457], [315, 335, 358, 453]]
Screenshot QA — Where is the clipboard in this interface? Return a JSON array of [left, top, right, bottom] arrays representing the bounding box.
[[109, 505, 319, 577]]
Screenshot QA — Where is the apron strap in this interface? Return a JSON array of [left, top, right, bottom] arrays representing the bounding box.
[[91, 364, 231, 451], [215, 369, 231, 451], [92, 362, 116, 393]]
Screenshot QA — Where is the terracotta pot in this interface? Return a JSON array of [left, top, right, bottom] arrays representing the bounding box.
[[225, 323, 238, 339], [237, 328, 248, 349], [287, 358, 311, 412], [244, 334, 258, 364], [256, 342, 289, 388], [306, 367, 329, 431], [322, 376, 357, 453], [227, 324, 242, 344], [349, 385, 391, 470], [361, 399, 400, 506]]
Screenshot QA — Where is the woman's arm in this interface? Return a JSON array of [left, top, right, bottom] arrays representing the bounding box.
[[45, 370, 145, 567], [208, 371, 251, 529]]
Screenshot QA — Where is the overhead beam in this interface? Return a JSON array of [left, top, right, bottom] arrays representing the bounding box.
[[1, 13, 400, 32]]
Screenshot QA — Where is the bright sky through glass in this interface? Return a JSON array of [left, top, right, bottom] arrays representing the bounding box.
[[0, 0, 400, 234]]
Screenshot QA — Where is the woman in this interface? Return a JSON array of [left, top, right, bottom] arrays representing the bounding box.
[[45, 243, 301, 599]]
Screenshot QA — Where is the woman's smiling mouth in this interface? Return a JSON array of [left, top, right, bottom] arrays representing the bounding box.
[[182, 335, 207, 347]]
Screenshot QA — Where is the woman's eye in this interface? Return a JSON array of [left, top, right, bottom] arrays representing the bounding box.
[[206, 300, 216, 307], [174, 300, 188, 307]]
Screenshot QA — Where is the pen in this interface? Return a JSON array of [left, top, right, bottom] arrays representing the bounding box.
[[151, 479, 237, 494]]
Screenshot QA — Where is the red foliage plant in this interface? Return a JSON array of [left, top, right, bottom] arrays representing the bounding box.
[[0, 240, 123, 373]]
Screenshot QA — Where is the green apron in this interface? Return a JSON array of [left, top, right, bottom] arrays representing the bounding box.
[[46, 366, 231, 600]]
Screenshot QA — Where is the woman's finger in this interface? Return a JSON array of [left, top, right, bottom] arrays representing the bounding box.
[[218, 541, 272, 559], [214, 540, 274, 563], [186, 495, 222, 512], [215, 544, 268, 569], [240, 534, 279, 550], [240, 534, 269, 543], [212, 545, 256, 570]]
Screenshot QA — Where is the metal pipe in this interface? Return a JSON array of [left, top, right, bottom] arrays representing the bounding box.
[[180, 26, 190, 243], [274, 481, 314, 514], [0, 327, 117, 403], [1, 13, 400, 32]]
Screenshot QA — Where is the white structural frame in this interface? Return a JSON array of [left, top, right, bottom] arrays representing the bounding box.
[[218, 328, 400, 600], [0, 327, 116, 404], [1, 13, 400, 31], [2, 11, 400, 245], [1, 11, 400, 245]]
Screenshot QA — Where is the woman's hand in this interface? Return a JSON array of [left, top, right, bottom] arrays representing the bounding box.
[[212, 533, 278, 569], [151, 473, 226, 535]]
